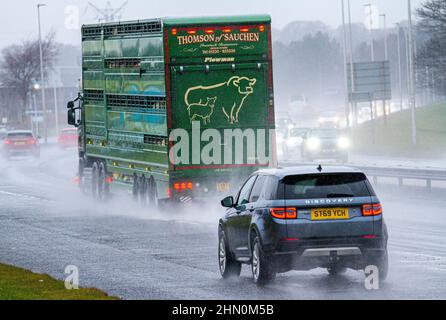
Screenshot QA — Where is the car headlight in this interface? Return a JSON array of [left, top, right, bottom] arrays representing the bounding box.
[[286, 137, 299, 147], [306, 137, 320, 150], [338, 137, 350, 149]]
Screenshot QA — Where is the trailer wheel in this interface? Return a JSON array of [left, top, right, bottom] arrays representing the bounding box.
[[98, 162, 109, 201], [148, 177, 159, 208], [132, 174, 140, 202], [91, 162, 99, 199]]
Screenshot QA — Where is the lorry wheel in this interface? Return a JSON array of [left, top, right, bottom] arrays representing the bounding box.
[[78, 158, 86, 194], [91, 162, 99, 199], [140, 176, 148, 206]]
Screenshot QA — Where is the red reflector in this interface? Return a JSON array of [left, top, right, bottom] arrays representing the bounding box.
[[174, 183, 180, 191], [167, 187, 173, 198], [363, 235, 377, 239], [282, 238, 299, 242], [181, 182, 186, 190], [187, 182, 193, 190]]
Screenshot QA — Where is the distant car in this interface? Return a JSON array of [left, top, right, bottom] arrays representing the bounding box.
[[0, 127, 7, 140], [218, 166, 388, 286], [301, 128, 349, 163], [2, 130, 40, 159], [58, 128, 78, 148], [318, 111, 341, 128], [286, 127, 310, 151]]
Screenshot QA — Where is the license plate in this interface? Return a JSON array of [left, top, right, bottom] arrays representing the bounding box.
[[311, 208, 349, 221], [217, 182, 230, 193], [14, 142, 26, 145]]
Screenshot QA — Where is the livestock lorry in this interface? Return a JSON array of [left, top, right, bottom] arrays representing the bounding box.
[[67, 15, 276, 205]]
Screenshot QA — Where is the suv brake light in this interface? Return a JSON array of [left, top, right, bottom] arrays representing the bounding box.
[[4, 139, 11, 145], [270, 208, 297, 220], [362, 203, 382, 216]]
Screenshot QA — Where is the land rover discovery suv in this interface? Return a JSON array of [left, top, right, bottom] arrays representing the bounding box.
[[218, 166, 388, 285]]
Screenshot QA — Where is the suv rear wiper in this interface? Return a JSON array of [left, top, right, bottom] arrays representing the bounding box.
[[326, 193, 355, 198]]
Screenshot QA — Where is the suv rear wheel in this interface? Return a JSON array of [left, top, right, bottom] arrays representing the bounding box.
[[367, 250, 389, 282], [251, 234, 276, 286], [218, 230, 241, 279]]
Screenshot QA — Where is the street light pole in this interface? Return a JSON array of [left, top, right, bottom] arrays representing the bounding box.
[[396, 23, 404, 112], [380, 13, 388, 123], [37, 3, 47, 144], [407, 0, 417, 146], [341, 0, 350, 128], [381, 14, 388, 60], [347, 0, 357, 126], [365, 3, 375, 61]]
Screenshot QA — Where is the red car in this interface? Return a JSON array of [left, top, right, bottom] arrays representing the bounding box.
[[58, 128, 78, 148], [2, 130, 40, 159]]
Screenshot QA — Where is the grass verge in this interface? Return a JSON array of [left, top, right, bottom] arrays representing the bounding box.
[[352, 103, 446, 158], [0, 263, 118, 300]]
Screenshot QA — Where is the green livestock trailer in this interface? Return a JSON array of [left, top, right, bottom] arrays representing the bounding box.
[[67, 15, 277, 205]]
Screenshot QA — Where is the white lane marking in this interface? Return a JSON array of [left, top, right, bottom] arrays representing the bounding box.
[[0, 190, 53, 202]]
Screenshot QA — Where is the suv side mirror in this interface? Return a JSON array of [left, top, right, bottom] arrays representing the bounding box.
[[221, 196, 234, 208]]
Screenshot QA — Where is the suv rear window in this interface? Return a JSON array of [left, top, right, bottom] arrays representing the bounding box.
[[280, 173, 374, 200]]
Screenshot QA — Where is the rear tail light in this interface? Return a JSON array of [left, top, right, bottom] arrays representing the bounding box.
[[173, 181, 193, 193], [270, 208, 297, 220], [362, 203, 383, 216], [105, 176, 113, 184], [4, 139, 11, 145], [27, 139, 36, 145]]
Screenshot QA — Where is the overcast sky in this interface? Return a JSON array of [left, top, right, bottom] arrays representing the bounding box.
[[0, 0, 424, 49]]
